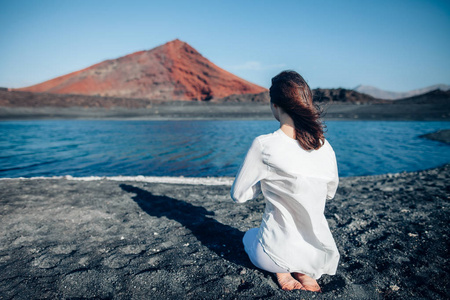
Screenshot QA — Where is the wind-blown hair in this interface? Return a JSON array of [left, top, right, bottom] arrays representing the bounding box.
[[270, 70, 324, 150]]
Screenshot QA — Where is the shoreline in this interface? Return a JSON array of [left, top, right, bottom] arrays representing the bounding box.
[[0, 175, 235, 186], [1, 164, 449, 299], [1, 162, 449, 182], [1, 102, 449, 121]]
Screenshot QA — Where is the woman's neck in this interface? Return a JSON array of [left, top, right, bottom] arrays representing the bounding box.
[[279, 113, 296, 139]]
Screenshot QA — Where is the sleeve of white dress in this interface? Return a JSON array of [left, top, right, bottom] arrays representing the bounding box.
[[326, 150, 339, 200], [230, 138, 268, 203]]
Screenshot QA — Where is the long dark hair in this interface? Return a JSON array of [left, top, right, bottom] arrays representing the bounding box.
[[269, 70, 324, 150]]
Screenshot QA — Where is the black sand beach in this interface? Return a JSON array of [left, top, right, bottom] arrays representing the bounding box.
[[1, 165, 449, 299], [1, 88, 449, 121], [1, 101, 449, 121]]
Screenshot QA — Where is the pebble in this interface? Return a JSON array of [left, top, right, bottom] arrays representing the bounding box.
[[390, 285, 400, 291]]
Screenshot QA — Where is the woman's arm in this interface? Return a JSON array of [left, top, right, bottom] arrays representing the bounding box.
[[230, 137, 268, 203], [326, 150, 339, 200]]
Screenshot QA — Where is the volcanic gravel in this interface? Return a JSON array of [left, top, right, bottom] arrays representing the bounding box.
[[0, 165, 449, 299]]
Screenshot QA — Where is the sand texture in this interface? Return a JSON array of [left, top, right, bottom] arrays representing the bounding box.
[[0, 165, 449, 299]]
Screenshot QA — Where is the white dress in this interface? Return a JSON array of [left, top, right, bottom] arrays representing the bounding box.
[[230, 128, 340, 279]]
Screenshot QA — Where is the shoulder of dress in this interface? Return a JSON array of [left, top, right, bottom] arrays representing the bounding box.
[[255, 131, 279, 145], [321, 139, 337, 159], [322, 139, 332, 150]]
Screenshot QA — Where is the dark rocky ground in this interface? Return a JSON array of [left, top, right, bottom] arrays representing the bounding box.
[[0, 101, 449, 120], [1, 88, 449, 121], [0, 165, 449, 299], [420, 129, 450, 144]]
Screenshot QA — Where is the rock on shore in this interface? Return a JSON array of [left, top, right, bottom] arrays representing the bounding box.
[[0, 165, 449, 299], [420, 129, 450, 144]]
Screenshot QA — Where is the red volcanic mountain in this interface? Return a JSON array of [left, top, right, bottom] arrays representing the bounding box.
[[16, 39, 267, 101]]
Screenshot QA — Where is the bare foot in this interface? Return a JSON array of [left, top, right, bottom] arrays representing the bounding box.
[[276, 273, 305, 291], [292, 272, 321, 292]]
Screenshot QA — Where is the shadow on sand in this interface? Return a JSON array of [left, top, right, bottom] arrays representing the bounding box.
[[119, 184, 344, 292], [120, 184, 253, 268]]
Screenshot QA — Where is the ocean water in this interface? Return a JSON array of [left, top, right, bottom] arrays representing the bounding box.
[[0, 120, 449, 178]]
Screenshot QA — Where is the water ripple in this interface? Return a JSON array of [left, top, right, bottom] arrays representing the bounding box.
[[0, 120, 449, 178]]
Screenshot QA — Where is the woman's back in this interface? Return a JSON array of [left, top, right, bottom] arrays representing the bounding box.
[[261, 128, 337, 187]]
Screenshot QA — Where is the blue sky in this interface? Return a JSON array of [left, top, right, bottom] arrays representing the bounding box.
[[0, 0, 449, 92]]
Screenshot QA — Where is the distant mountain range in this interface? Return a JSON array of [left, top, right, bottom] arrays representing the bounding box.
[[14, 39, 267, 101], [394, 89, 450, 104], [218, 88, 385, 103], [354, 84, 450, 100], [5, 39, 449, 105]]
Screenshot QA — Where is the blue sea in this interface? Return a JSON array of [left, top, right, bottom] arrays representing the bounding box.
[[0, 120, 449, 178]]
